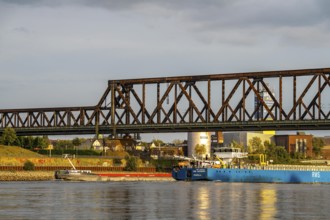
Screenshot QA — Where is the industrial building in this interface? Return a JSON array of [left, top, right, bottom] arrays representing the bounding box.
[[274, 133, 313, 158], [187, 132, 212, 158]]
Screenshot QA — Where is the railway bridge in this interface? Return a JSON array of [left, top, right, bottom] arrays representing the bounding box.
[[1, 68, 330, 136]]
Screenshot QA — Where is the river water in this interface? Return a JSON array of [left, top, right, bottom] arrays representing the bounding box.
[[0, 181, 329, 220]]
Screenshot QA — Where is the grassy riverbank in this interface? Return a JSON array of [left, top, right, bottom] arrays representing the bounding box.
[[0, 146, 124, 167], [0, 171, 54, 181], [0, 145, 42, 157], [0, 146, 169, 181], [0, 145, 114, 167]]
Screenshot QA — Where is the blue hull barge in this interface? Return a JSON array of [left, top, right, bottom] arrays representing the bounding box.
[[172, 166, 330, 183]]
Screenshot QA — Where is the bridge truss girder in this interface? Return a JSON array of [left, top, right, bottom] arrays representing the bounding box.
[[1, 68, 330, 136]]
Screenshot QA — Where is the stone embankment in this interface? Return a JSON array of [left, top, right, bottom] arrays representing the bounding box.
[[0, 171, 54, 181]]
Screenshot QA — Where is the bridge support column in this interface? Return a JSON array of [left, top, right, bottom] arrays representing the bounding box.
[[110, 81, 117, 138]]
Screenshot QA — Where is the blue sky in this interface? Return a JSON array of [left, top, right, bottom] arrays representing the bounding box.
[[1, 0, 330, 141]]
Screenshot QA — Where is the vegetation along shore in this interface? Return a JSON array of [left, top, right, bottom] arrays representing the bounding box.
[[0, 171, 54, 181]]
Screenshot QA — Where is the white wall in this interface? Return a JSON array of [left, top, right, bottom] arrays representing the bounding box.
[[223, 132, 274, 151], [187, 132, 211, 158]]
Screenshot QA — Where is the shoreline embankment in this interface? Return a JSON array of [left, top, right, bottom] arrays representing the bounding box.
[[0, 171, 54, 181], [0, 171, 173, 182]]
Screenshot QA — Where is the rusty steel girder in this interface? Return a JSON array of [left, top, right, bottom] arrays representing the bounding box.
[[1, 68, 330, 136]]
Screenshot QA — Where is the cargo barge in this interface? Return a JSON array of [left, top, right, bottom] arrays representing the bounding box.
[[172, 148, 330, 183], [172, 166, 330, 183]]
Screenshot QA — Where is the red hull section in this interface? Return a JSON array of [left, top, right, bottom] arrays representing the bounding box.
[[98, 173, 171, 178]]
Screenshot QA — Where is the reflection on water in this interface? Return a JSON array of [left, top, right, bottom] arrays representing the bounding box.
[[196, 186, 210, 220], [0, 181, 330, 219], [260, 186, 277, 220]]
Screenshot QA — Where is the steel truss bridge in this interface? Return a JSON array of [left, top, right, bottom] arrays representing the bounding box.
[[1, 68, 330, 136]]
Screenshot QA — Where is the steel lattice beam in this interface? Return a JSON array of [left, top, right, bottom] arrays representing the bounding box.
[[1, 68, 330, 136]]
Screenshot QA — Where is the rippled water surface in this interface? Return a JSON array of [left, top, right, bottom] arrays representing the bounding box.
[[0, 181, 329, 219]]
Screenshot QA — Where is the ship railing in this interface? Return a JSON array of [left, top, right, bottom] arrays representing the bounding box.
[[247, 164, 330, 171], [195, 161, 330, 171], [222, 164, 330, 171]]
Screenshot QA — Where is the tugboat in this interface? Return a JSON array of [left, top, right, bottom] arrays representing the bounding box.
[[54, 155, 101, 181]]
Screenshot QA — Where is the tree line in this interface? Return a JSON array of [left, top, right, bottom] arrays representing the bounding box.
[[0, 127, 82, 149]]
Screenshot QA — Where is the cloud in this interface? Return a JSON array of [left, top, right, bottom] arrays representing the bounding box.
[[4, 0, 328, 47], [1, 0, 329, 61], [3, 0, 330, 26], [1, 0, 330, 104], [13, 26, 30, 34]]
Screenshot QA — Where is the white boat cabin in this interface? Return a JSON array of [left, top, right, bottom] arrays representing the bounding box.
[[213, 147, 248, 163]]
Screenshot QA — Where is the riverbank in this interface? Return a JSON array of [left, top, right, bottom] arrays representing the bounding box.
[[0, 171, 173, 181], [0, 171, 54, 181]]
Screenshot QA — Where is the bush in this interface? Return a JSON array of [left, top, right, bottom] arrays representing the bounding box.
[[124, 156, 137, 171], [151, 159, 176, 172], [23, 160, 35, 171], [113, 158, 122, 165], [1, 127, 17, 146]]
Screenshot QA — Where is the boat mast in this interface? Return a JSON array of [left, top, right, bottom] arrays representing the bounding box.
[[64, 154, 77, 170]]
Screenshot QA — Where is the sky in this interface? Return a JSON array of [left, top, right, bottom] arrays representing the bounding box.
[[1, 0, 330, 141]]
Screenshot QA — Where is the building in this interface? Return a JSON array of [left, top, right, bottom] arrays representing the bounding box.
[[255, 83, 276, 135], [187, 132, 211, 158], [150, 145, 184, 159], [223, 131, 274, 151], [211, 131, 224, 149], [255, 83, 275, 120], [104, 138, 136, 151], [274, 133, 313, 157]]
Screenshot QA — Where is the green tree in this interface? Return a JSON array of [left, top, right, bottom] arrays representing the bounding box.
[[54, 140, 74, 149], [230, 140, 245, 151], [263, 140, 272, 148], [72, 137, 82, 147], [1, 127, 17, 146], [264, 141, 290, 164], [312, 137, 324, 157], [194, 144, 206, 157], [23, 136, 35, 149], [264, 140, 275, 156], [275, 146, 291, 163], [43, 136, 50, 146], [124, 156, 138, 171], [33, 136, 48, 149], [15, 136, 23, 147], [248, 137, 264, 153]]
